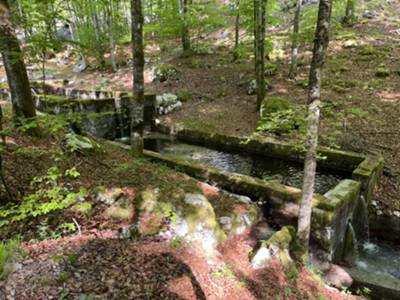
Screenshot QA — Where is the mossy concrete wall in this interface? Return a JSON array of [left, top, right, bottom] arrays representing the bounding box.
[[143, 149, 362, 262], [148, 125, 384, 262], [35, 95, 117, 139]]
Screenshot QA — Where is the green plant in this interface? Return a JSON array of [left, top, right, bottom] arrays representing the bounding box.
[[0, 238, 25, 279], [0, 166, 87, 228]]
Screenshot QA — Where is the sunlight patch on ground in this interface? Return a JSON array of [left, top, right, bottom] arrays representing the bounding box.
[[377, 91, 400, 103]]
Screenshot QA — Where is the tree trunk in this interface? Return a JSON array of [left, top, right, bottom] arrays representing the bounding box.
[[288, 0, 302, 79], [343, 0, 355, 26], [0, 0, 38, 128], [131, 0, 144, 156], [180, 0, 191, 55], [91, 2, 105, 68], [254, 0, 267, 110], [233, 0, 240, 61], [296, 0, 333, 264], [107, 2, 117, 72]]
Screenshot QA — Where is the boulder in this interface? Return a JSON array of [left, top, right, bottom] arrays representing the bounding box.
[[156, 93, 182, 115], [215, 192, 261, 236], [96, 187, 124, 205], [251, 226, 295, 269], [135, 189, 226, 257], [73, 61, 87, 73], [152, 64, 178, 82], [323, 264, 353, 288]]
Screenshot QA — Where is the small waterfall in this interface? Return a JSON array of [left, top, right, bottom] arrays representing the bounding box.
[[348, 223, 359, 259], [360, 195, 370, 241]]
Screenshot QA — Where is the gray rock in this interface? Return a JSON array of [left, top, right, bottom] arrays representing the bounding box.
[[96, 188, 124, 205], [73, 61, 87, 73]]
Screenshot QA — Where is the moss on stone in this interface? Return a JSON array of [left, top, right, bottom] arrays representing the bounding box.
[[323, 180, 361, 209], [376, 66, 390, 78], [262, 225, 295, 249]]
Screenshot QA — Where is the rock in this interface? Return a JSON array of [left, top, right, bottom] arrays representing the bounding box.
[[73, 61, 87, 73], [251, 246, 272, 269], [251, 226, 295, 269], [156, 93, 182, 115], [343, 40, 358, 48], [394, 211, 400, 218], [135, 190, 226, 258], [152, 64, 178, 82], [105, 197, 133, 220], [96, 187, 124, 205], [214, 191, 261, 236], [323, 264, 353, 288], [250, 221, 275, 241], [218, 216, 232, 231], [247, 79, 257, 95], [63, 133, 100, 154]]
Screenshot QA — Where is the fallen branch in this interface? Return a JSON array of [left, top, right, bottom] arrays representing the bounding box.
[[72, 217, 82, 236]]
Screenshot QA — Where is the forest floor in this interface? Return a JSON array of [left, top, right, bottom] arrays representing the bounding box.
[[0, 1, 399, 299]]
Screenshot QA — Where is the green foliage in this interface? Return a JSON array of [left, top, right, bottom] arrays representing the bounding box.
[[0, 238, 25, 279], [0, 166, 87, 228]]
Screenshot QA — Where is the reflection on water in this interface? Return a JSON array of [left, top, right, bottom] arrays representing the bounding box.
[[144, 136, 346, 194]]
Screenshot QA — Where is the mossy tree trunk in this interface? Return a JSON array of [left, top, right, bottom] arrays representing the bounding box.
[[296, 0, 333, 264], [288, 0, 302, 79], [343, 0, 356, 26], [180, 0, 191, 55], [131, 0, 144, 156], [0, 0, 39, 133], [254, 0, 267, 110]]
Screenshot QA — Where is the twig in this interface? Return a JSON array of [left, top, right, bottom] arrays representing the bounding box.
[[72, 217, 82, 236]]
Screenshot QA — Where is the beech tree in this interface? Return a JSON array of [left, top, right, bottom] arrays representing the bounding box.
[[180, 0, 191, 54], [343, 0, 355, 26], [296, 0, 333, 263], [254, 0, 267, 110], [131, 0, 144, 156], [0, 0, 37, 126], [288, 0, 303, 78]]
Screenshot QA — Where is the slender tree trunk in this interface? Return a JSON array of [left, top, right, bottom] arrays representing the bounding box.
[[0, 0, 38, 130], [180, 0, 191, 55], [254, 0, 267, 110], [289, 0, 302, 79], [343, 0, 355, 26], [91, 2, 105, 68], [66, 0, 86, 64], [233, 0, 240, 61], [107, 2, 117, 72], [131, 0, 144, 156], [296, 0, 333, 264]]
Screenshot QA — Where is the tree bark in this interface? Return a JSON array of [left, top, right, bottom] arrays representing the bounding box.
[[0, 0, 38, 127], [343, 0, 355, 26], [180, 0, 191, 55], [106, 2, 117, 72], [254, 0, 267, 110], [91, 2, 105, 68], [288, 0, 302, 79], [296, 0, 333, 264], [131, 0, 144, 156], [233, 0, 240, 61]]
